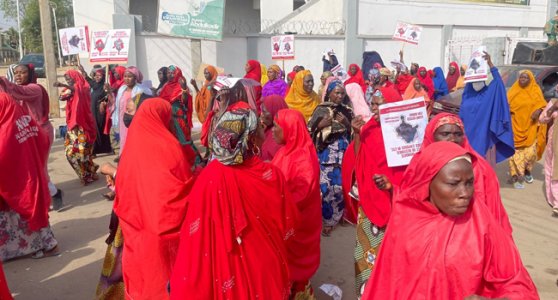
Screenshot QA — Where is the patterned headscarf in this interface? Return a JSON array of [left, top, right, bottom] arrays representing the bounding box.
[[210, 107, 258, 165], [325, 80, 344, 101], [6, 64, 17, 83], [126, 66, 143, 83], [434, 114, 464, 131]]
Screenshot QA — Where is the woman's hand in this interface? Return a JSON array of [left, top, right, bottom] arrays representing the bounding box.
[[318, 115, 333, 130], [53, 81, 64, 88], [531, 108, 543, 121], [351, 115, 366, 134], [482, 51, 494, 68], [373, 174, 392, 191], [335, 112, 350, 127], [99, 102, 107, 114], [179, 77, 188, 91]]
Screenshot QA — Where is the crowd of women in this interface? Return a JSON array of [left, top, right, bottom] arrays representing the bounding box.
[[0, 46, 554, 299]]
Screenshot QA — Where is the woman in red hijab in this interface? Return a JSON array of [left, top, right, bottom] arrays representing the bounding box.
[[244, 59, 263, 111], [446, 61, 460, 91], [345, 63, 367, 92], [260, 95, 288, 161], [159, 65, 202, 167], [417, 66, 435, 99], [271, 109, 321, 298], [0, 93, 58, 261], [350, 87, 405, 298], [404, 112, 513, 233], [363, 142, 538, 300], [114, 98, 195, 300], [55, 70, 98, 185], [0, 262, 12, 300], [170, 106, 297, 300]]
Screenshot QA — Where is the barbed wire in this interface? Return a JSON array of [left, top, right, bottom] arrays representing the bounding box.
[[261, 19, 345, 35]]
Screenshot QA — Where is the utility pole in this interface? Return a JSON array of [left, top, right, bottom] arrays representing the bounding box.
[[38, 0, 60, 117], [16, 0, 23, 59], [50, 2, 63, 67]]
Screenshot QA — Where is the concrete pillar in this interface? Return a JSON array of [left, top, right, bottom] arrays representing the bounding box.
[[191, 39, 202, 80], [114, 0, 129, 14], [344, 0, 363, 66], [440, 24, 454, 67], [247, 36, 259, 60], [519, 27, 528, 38]]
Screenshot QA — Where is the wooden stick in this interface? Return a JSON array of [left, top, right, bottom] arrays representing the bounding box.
[[105, 65, 109, 84]]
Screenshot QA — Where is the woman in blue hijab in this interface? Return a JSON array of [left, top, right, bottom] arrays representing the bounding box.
[[432, 66, 449, 100]]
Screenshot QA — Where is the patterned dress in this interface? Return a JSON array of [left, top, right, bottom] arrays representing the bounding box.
[[318, 137, 349, 227], [64, 126, 99, 184]]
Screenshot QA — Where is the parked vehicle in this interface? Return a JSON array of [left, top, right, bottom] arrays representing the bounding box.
[[19, 53, 45, 78], [432, 64, 558, 116]]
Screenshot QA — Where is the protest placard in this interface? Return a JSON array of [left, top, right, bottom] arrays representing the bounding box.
[[379, 97, 428, 167], [392, 22, 423, 45], [464, 46, 489, 83], [59, 26, 89, 56], [271, 35, 295, 60], [89, 29, 131, 64]]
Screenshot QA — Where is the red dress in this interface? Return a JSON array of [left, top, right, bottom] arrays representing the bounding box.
[[272, 109, 321, 284], [114, 99, 195, 300], [170, 157, 298, 300]]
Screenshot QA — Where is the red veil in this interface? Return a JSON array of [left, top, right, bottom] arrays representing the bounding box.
[[170, 158, 297, 300], [363, 142, 538, 299], [402, 112, 513, 233], [114, 98, 195, 299], [0, 93, 49, 230], [345, 64, 367, 92], [446, 61, 460, 91], [272, 109, 321, 282], [65, 70, 96, 142], [159, 66, 194, 140], [417, 66, 435, 99]]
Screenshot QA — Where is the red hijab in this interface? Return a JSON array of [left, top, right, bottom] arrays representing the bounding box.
[[110, 66, 126, 91], [114, 98, 195, 299], [65, 70, 96, 141], [417, 66, 435, 99], [272, 109, 321, 282], [244, 59, 262, 82], [445, 61, 460, 91], [363, 142, 538, 299], [159, 65, 185, 103], [345, 63, 367, 92], [0, 262, 12, 300], [402, 113, 513, 233], [170, 157, 297, 299], [261, 95, 288, 161], [0, 93, 49, 231]]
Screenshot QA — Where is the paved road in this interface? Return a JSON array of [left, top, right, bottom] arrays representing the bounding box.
[[3, 132, 558, 299]]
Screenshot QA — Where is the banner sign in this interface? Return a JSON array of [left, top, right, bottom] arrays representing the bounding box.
[[89, 29, 131, 64], [392, 22, 423, 45], [464, 46, 489, 83], [271, 35, 295, 60], [59, 26, 89, 56], [379, 97, 428, 167], [157, 0, 225, 40]]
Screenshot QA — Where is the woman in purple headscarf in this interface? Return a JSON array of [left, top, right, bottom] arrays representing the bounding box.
[[262, 64, 288, 98]]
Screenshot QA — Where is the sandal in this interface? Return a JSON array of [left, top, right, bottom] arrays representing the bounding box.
[[31, 246, 60, 259], [321, 226, 333, 237], [524, 174, 534, 184], [103, 191, 116, 201], [513, 182, 525, 189]]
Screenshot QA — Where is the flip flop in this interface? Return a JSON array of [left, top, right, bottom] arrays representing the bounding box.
[[31, 246, 60, 259], [524, 175, 534, 184]]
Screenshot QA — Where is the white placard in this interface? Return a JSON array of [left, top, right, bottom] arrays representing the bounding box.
[[392, 22, 423, 45], [59, 26, 89, 56], [89, 29, 131, 64], [464, 46, 489, 83], [271, 35, 295, 60], [379, 97, 428, 167]]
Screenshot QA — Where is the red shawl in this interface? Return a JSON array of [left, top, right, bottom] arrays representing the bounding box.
[[379, 85, 403, 103], [65, 70, 96, 142], [355, 118, 406, 227], [402, 113, 513, 233], [417, 66, 435, 99], [272, 109, 321, 282], [160, 66, 194, 138], [261, 95, 288, 161], [0, 93, 49, 230], [110, 66, 126, 91], [244, 60, 262, 82], [0, 262, 12, 300], [394, 73, 414, 96], [345, 64, 367, 92], [363, 142, 538, 299], [114, 98, 195, 300], [446, 61, 460, 91], [170, 157, 297, 300]]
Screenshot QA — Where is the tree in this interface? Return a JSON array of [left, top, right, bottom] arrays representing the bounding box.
[[1, 0, 74, 55]]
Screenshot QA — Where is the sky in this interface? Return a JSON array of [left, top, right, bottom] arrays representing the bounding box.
[[0, 11, 17, 31]]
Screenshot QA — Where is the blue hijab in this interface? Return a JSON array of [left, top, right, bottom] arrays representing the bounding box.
[[459, 66, 515, 163], [432, 67, 449, 100]]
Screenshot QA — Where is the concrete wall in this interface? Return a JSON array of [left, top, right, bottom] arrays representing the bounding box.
[[135, 35, 192, 85], [73, 0, 115, 30], [260, 0, 293, 31]]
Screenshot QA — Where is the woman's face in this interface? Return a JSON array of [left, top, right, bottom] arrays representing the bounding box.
[[419, 69, 427, 77], [370, 95, 385, 122], [413, 79, 421, 91], [460, 66, 466, 76], [158, 70, 164, 82], [449, 65, 456, 75], [519, 73, 530, 88], [245, 63, 251, 73], [320, 75, 328, 86], [204, 68, 212, 81], [251, 120, 266, 149], [113, 69, 121, 80], [14, 65, 30, 85], [267, 69, 277, 81], [434, 124, 464, 145], [287, 76, 293, 86], [303, 74, 314, 93], [260, 105, 273, 128], [329, 86, 345, 104], [124, 71, 137, 87], [64, 74, 74, 86], [349, 65, 357, 76], [272, 121, 285, 145], [429, 159, 474, 217], [94, 72, 104, 83]]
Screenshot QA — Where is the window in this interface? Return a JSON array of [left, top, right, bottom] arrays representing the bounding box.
[[129, 0, 158, 32]]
